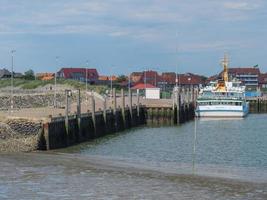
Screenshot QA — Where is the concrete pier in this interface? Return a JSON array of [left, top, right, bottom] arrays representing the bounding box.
[[8, 88, 196, 151], [41, 106, 146, 150]]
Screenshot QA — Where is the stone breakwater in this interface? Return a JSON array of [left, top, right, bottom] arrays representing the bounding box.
[[0, 119, 43, 152], [0, 93, 80, 110]]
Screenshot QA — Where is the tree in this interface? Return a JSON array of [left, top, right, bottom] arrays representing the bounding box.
[[116, 75, 127, 83], [24, 69, 35, 80]]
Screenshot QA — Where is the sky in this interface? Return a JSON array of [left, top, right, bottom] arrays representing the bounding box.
[[0, 0, 267, 76]]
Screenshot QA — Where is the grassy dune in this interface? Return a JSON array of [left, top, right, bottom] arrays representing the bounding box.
[[0, 78, 109, 94]]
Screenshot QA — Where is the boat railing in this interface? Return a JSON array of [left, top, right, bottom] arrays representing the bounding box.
[[198, 96, 244, 101]]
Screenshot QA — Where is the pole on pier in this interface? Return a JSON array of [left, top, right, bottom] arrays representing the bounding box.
[[113, 88, 117, 113], [129, 88, 133, 118], [137, 89, 140, 117], [190, 85, 194, 103], [90, 92, 96, 133], [176, 87, 180, 124], [65, 90, 71, 135], [103, 96, 107, 123], [76, 89, 82, 140], [194, 87, 198, 108], [121, 89, 126, 126], [77, 89, 81, 118]]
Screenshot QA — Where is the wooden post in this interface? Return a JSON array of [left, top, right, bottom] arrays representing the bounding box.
[[113, 88, 117, 113], [194, 87, 198, 108], [137, 89, 140, 117], [91, 93, 96, 133], [121, 89, 125, 126], [43, 123, 50, 150], [176, 87, 180, 124], [129, 88, 133, 118], [76, 89, 81, 141], [190, 85, 195, 104], [65, 89, 71, 135], [172, 89, 175, 111], [77, 89, 81, 117], [103, 96, 107, 123]]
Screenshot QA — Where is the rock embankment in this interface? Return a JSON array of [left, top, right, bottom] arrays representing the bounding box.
[[0, 119, 43, 152], [0, 94, 66, 110]]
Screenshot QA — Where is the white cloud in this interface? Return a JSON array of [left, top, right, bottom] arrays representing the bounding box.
[[224, 2, 260, 10], [0, 0, 265, 54]]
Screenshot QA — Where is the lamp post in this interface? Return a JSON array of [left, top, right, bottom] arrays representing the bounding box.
[[10, 50, 16, 112], [54, 56, 59, 108]]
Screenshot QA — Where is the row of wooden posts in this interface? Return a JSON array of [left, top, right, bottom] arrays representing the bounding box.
[[41, 87, 198, 150], [172, 86, 199, 124], [63, 88, 144, 131], [63, 86, 200, 127]]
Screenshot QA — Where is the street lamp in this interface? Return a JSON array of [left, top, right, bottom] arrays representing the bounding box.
[[10, 50, 16, 112], [54, 56, 59, 108]]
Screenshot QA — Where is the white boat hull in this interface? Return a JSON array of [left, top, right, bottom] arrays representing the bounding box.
[[195, 105, 249, 118]]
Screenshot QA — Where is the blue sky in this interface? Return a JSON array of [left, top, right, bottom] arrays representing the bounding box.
[[0, 0, 267, 76]]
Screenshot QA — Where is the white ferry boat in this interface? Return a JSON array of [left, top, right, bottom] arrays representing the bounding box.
[[195, 55, 249, 118]]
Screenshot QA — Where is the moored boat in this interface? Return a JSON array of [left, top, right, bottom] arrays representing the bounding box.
[[195, 54, 249, 118]]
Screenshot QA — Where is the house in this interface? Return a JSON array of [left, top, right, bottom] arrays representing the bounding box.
[[0, 68, 11, 79], [36, 73, 55, 81], [221, 67, 260, 90], [14, 73, 23, 78], [130, 70, 161, 86], [158, 72, 176, 91], [178, 73, 205, 87], [131, 83, 156, 90], [206, 74, 219, 84], [130, 72, 143, 83], [57, 68, 99, 84], [98, 76, 109, 81], [142, 70, 161, 86], [259, 73, 267, 89], [131, 83, 160, 99], [159, 72, 205, 91]]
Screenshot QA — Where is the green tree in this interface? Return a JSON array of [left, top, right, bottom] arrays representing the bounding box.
[[116, 75, 127, 83], [24, 69, 35, 80]]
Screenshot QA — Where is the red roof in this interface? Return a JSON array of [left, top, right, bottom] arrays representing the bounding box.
[[228, 67, 260, 75], [58, 68, 99, 79], [161, 72, 176, 84], [161, 73, 204, 85], [131, 83, 156, 89]]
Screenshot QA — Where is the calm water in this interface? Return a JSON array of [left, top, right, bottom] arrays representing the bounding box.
[[63, 114, 267, 181], [1, 114, 267, 199]]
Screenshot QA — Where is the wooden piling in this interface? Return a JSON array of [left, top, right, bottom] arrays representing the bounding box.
[[113, 88, 117, 113], [121, 89, 126, 126], [103, 97, 107, 123], [91, 93, 96, 134], [137, 89, 140, 117], [65, 90, 70, 136], [129, 89, 133, 116], [176, 89, 180, 125]]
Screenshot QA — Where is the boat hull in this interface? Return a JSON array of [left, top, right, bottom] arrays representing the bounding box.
[[195, 104, 249, 118], [195, 110, 248, 118]]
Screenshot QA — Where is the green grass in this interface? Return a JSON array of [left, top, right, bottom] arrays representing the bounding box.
[[0, 78, 109, 94]]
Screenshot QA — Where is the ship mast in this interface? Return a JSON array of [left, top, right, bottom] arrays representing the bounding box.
[[221, 53, 229, 82]]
